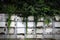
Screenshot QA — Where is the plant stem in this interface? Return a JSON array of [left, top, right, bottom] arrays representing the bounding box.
[[26, 17, 28, 34], [7, 13, 11, 31]]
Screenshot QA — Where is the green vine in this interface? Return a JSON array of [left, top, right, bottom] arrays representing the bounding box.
[[44, 17, 51, 25], [1, 0, 60, 33], [26, 17, 28, 34], [34, 16, 38, 27], [22, 17, 28, 34], [7, 13, 11, 31], [4, 5, 16, 31]]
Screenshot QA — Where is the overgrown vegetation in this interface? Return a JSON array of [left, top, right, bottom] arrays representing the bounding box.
[[0, 0, 60, 33]]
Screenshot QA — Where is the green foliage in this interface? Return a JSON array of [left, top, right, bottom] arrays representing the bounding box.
[[38, 0, 44, 4], [0, 0, 60, 33], [4, 5, 17, 31], [1, 0, 60, 16], [7, 14, 11, 31], [4, 5, 16, 13], [44, 17, 51, 25]]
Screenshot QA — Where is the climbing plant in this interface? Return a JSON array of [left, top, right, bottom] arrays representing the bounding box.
[[0, 0, 60, 33], [4, 5, 17, 31]]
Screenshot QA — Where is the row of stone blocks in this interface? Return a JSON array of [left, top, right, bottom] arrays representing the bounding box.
[[0, 38, 56, 40]]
